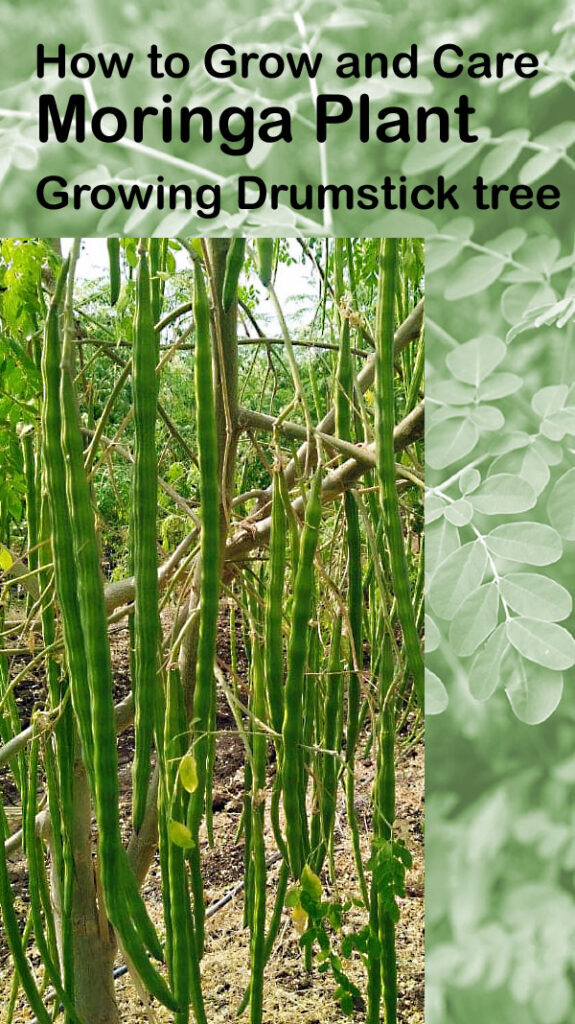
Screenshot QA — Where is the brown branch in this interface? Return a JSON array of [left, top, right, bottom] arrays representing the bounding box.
[[226, 401, 424, 562], [275, 298, 423, 491]]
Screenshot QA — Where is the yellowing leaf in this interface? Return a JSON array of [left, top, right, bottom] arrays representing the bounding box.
[[178, 752, 199, 793], [291, 905, 308, 936], [0, 546, 14, 572], [300, 864, 322, 902], [168, 820, 195, 849]]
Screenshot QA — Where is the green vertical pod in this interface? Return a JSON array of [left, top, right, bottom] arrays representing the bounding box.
[[131, 242, 160, 833], [343, 491, 368, 906], [187, 257, 220, 955], [314, 616, 342, 876], [107, 238, 121, 306], [161, 669, 204, 1024], [247, 597, 268, 1024], [25, 734, 86, 1024], [223, 237, 246, 312], [265, 466, 287, 737], [21, 427, 38, 614], [333, 241, 368, 905], [375, 239, 423, 705], [54, 259, 178, 1011], [281, 470, 322, 880], [334, 237, 353, 445], [0, 801, 52, 1024], [149, 237, 163, 327], [256, 238, 274, 287], [41, 259, 94, 784], [367, 634, 397, 1024]]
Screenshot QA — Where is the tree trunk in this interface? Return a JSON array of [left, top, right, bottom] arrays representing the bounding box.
[[48, 753, 119, 1024]]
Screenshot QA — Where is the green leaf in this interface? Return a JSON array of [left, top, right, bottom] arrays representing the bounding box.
[[0, 545, 13, 572], [506, 618, 575, 671], [477, 372, 522, 400], [445, 335, 506, 386], [444, 499, 474, 527], [444, 256, 505, 300], [547, 468, 575, 540], [427, 239, 461, 272], [426, 615, 441, 653], [500, 573, 571, 622], [427, 518, 460, 576], [490, 430, 531, 455], [449, 583, 500, 657], [479, 138, 525, 183], [178, 752, 199, 793], [426, 493, 447, 523], [488, 446, 550, 497], [426, 669, 448, 714], [485, 523, 562, 565], [428, 541, 487, 620], [469, 405, 505, 431], [502, 646, 564, 724], [427, 417, 478, 470], [469, 623, 509, 701], [532, 385, 568, 417], [284, 887, 301, 909], [517, 236, 562, 276], [541, 409, 575, 441], [431, 379, 476, 405], [458, 468, 481, 495], [488, 228, 528, 257], [168, 820, 195, 849], [471, 474, 537, 515], [519, 148, 562, 185], [502, 283, 557, 329], [532, 435, 563, 466]]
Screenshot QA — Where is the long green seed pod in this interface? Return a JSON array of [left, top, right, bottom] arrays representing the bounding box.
[[375, 239, 423, 705], [256, 238, 274, 287], [265, 466, 286, 736], [41, 259, 94, 782], [236, 860, 289, 1017], [163, 669, 207, 1024], [25, 734, 87, 1024], [131, 243, 160, 832], [223, 238, 246, 313], [187, 257, 220, 953], [21, 427, 38, 614], [57, 262, 177, 1010], [343, 492, 368, 906], [247, 599, 267, 1024], [314, 617, 342, 875], [39, 732, 66, 952], [149, 237, 163, 327], [162, 672, 194, 1024], [0, 805, 51, 1024], [334, 237, 353, 445], [281, 470, 322, 880], [332, 250, 368, 904], [368, 635, 397, 1024], [107, 238, 121, 306]]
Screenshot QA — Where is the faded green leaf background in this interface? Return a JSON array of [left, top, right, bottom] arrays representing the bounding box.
[[424, 0, 575, 1017], [0, 0, 573, 235], [1, 0, 575, 1020]]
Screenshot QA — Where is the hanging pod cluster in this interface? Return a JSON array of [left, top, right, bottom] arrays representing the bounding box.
[[41, 258, 179, 1013], [131, 243, 160, 832], [0, 236, 424, 1024]]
